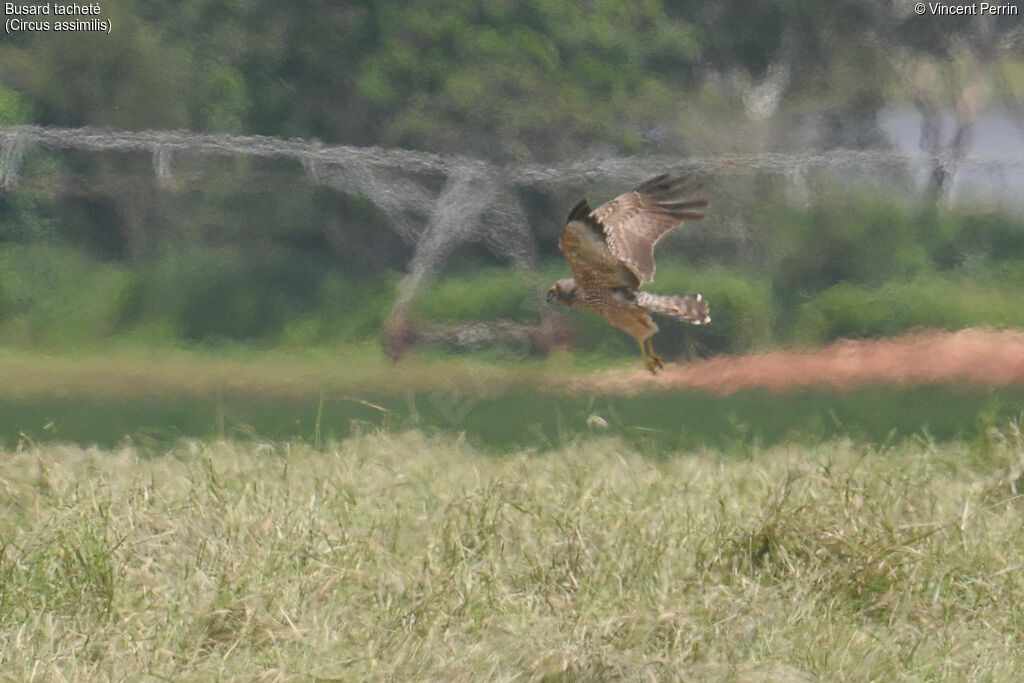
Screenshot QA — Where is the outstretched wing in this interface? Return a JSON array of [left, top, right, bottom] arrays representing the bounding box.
[[558, 199, 640, 291], [590, 174, 707, 285]]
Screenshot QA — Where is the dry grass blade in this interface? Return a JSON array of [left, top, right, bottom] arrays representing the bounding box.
[[1, 430, 1023, 679]]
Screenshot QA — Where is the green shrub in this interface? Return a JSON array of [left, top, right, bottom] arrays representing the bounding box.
[[0, 83, 31, 124], [770, 199, 931, 299], [975, 259, 1024, 288], [4, 191, 1023, 356], [768, 198, 1024, 298], [0, 244, 400, 350], [0, 191, 56, 244], [315, 269, 397, 343], [120, 250, 285, 343], [413, 267, 544, 322], [0, 245, 133, 349], [121, 251, 396, 346], [944, 210, 1024, 266], [792, 276, 1024, 344]]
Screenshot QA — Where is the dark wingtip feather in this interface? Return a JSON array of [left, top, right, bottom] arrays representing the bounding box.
[[637, 175, 709, 220], [663, 199, 709, 211], [566, 198, 592, 223], [635, 174, 703, 200], [566, 198, 605, 237], [634, 174, 673, 194]]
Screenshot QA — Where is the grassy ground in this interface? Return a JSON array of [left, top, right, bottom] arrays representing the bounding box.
[[3, 427, 1024, 680], [5, 342, 1024, 453]]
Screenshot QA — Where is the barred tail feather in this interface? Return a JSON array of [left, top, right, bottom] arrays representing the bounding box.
[[635, 291, 711, 325]]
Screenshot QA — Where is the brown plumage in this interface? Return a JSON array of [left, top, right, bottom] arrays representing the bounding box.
[[546, 174, 711, 373]]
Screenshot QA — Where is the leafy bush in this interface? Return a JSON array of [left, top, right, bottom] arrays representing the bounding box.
[[118, 250, 294, 343], [0, 190, 56, 244], [4, 194, 1024, 357], [939, 209, 1024, 267], [769, 198, 1024, 297], [314, 269, 397, 343], [120, 250, 396, 346], [0, 83, 31, 124], [0, 245, 133, 349], [792, 276, 1024, 344], [770, 199, 932, 299], [413, 267, 545, 322]]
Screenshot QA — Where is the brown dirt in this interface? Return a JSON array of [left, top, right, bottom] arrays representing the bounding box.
[[561, 328, 1024, 395]]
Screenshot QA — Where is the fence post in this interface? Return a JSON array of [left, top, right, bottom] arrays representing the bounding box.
[[0, 132, 26, 189], [152, 146, 173, 185]]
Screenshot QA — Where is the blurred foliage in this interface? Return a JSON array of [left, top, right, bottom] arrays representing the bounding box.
[[3, 190, 1023, 357], [771, 201, 933, 296], [0, 245, 397, 350], [0, 244, 132, 349], [792, 277, 1024, 345], [5, 0, 987, 158], [0, 84, 32, 124], [413, 267, 541, 323], [1, 1, 1023, 358]]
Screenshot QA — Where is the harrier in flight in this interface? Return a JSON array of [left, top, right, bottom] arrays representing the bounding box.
[[546, 174, 711, 374]]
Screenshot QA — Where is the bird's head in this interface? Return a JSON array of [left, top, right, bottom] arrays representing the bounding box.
[[546, 278, 577, 307]]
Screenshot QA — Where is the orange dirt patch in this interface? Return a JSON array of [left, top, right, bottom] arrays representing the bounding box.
[[562, 328, 1024, 395]]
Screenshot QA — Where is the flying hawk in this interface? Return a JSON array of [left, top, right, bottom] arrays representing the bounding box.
[[546, 174, 711, 373]]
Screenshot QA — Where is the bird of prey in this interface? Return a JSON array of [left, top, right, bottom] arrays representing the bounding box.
[[546, 174, 711, 373]]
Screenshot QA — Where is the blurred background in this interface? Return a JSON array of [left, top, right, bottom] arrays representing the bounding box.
[[2, 1, 1024, 447]]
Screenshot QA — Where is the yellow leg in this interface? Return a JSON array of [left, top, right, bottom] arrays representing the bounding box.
[[637, 339, 655, 373], [645, 338, 664, 372], [638, 338, 662, 374]]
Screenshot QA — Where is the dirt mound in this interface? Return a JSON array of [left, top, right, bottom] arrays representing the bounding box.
[[566, 328, 1024, 395]]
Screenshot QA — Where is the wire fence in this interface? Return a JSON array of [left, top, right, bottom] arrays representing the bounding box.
[[4, 124, 1024, 187], [4, 124, 1024, 324]]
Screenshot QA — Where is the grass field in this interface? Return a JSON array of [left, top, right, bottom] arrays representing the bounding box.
[[4, 342, 1024, 453], [3, 427, 1024, 680], [3, 340, 1024, 678]]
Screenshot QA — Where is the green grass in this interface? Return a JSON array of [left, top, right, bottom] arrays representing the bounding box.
[[4, 344, 1024, 453], [3, 427, 1024, 679]]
